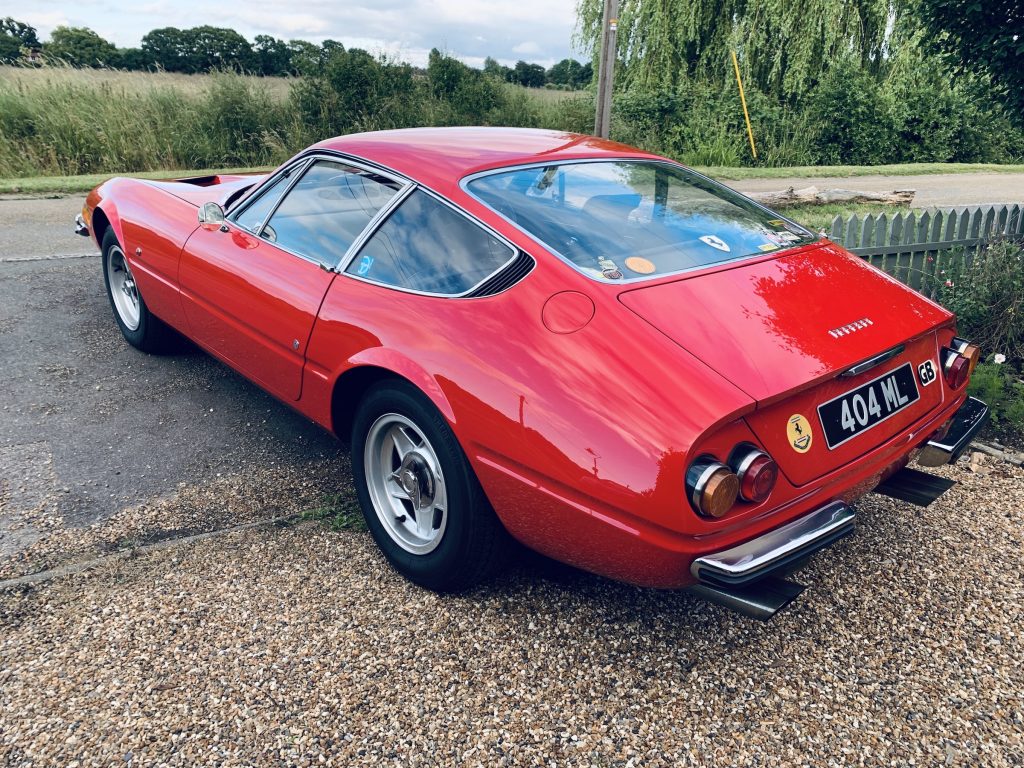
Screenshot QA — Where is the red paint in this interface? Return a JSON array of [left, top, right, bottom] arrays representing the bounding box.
[[83, 128, 970, 589], [541, 291, 596, 334]]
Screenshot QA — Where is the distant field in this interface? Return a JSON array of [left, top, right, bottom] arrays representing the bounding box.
[[0, 65, 294, 100], [524, 86, 587, 103]]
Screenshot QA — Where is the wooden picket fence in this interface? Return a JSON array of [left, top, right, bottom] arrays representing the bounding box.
[[827, 203, 1024, 298]]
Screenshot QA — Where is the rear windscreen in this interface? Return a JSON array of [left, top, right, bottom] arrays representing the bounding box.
[[465, 160, 816, 281]]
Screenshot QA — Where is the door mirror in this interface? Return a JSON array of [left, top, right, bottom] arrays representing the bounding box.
[[198, 202, 226, 225]]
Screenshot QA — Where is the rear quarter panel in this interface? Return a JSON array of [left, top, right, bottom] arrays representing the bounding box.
[[304, 255, 756, 544]]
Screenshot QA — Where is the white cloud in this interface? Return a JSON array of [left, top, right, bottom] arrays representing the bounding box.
[[14, 0, 584, 67]]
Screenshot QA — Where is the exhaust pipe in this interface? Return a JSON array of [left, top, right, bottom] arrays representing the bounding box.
[[688, 576, 806, 621]]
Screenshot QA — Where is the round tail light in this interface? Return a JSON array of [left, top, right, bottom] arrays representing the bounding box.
[[941, 348, 970, 390], [686, 459, 740, 518], [951, 337, 982, 375], [733, 448, 779, 504]]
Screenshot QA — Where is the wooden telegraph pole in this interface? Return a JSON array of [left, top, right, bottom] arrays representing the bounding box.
[[593, 0, 618, 138]]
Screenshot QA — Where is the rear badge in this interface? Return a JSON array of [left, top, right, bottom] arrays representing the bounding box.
[[699, 235, 730, 252], [624, 256, 656, 274], [917, 359, 937, 386], [787, 414, 813, 453]]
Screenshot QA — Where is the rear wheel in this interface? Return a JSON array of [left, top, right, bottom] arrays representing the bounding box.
[[352, 380, 507, 591], [101, 229, 171, 353]]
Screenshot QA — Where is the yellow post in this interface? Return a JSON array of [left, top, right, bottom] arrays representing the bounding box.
[[732, 50, 757, 160]]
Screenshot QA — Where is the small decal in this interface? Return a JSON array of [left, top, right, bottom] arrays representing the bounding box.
[[602, 268, 623, 279], [917, 359, 937, 386], [767, 219, 786, 227], [828, 318, 873, 338], [624, 256, 656, 274], [357, 254, 374, 276], [699, 235, 730, 252], [758, 243, 780, 252], [787, 414, 813, 453]]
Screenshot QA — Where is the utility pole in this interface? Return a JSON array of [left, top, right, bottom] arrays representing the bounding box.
[[593, 0, 618, 138]]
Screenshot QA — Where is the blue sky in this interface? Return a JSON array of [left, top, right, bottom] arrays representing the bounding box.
[[19, 0, 584, 68]]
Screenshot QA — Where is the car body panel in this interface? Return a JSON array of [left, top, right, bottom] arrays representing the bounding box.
[[80, 127, 977, 590], [179, 223, 336, 401]]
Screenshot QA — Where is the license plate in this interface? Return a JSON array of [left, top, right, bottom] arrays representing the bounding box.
[[817, 363, 920, 449]]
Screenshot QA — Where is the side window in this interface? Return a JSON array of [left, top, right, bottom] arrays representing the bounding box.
[[233, 172, 289, 233], [262, 160, 402, 267], [345, 189, 514, 295]]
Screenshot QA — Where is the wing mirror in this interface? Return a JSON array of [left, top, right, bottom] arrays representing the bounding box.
[[198, 202, 227, 230]]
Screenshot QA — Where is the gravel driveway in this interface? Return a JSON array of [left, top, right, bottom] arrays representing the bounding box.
[[1, 197, 1022, 766]]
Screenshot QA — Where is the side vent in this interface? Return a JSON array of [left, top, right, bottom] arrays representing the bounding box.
[[464, 251, 535, 298]]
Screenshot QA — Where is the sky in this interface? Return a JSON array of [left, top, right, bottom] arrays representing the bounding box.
[[15, 0, 585, 68]]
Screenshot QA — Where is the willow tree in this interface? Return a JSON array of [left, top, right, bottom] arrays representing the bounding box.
[[576, 0, 900, 99]]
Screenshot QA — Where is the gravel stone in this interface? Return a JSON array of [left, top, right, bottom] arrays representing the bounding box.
[[1, 460, 1022, 766]]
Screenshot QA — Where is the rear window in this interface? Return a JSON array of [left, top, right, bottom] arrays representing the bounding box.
[[465, 160, 816, 281]]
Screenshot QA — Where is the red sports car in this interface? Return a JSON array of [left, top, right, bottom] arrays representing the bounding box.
[[77, 128, 988, 619]]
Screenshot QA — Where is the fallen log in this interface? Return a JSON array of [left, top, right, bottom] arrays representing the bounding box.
[[751, 185, 916, 208]]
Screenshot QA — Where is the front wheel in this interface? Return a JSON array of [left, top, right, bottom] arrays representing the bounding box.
[[351, 380, 508, 591], [101, 229, 171, 353]]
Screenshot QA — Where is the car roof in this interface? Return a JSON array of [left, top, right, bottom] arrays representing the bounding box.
[[309, 127, 661, 188]]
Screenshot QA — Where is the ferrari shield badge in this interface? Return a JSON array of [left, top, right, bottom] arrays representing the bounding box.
[[699, 235, 730, 252], [787, 414, 813, 453]]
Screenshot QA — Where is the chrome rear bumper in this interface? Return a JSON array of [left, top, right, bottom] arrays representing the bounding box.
[[690, 501, 856, 587], [74, 213, 90, 237], [917, 396, 989, 467]]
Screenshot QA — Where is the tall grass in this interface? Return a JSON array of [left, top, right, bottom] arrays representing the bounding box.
[[0, 66, 301, 176], [0, 64, 592, 178]]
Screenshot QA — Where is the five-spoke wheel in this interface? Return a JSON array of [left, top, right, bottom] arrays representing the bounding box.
[[352, 380, 508, 591]]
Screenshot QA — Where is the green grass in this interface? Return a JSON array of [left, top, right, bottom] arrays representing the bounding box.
[[300, 493, 367, 532], [780, 202, 912, 231], [700, 162, 1024, 180], [6, 162, 1023, 196], [0, 166, 274, 195]]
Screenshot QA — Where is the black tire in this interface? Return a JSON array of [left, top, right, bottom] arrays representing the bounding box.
[[101, 228, 171, 353], [351, 380, 508, 591]]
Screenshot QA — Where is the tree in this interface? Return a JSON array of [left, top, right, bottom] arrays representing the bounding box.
[[510, 60, 545, 88], [183, 26, 254, 73], [142, 26, 254, 73], [547, 58, 591, 88], [142, 27, 187, 71], [915, 0, 1024, 119], [483, 56, 510, 80], [427, 47, 469, 96], [1, 17, 38, 46], [117, 47, 152, 71], [254, 34, 291, 76], [287, 39, 323, 75], [575, 0, 899, 98], [44, 26, 118, 67]]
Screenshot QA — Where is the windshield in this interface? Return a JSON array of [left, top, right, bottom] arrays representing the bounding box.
[[465, 160, 817, 281]]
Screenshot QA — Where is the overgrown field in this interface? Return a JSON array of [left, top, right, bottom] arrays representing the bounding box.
[[4, 46, 1023, 179], [0, 62, 591, 177]]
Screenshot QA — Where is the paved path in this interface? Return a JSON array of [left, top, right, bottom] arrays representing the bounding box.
[[729, 172, 1024, 207]]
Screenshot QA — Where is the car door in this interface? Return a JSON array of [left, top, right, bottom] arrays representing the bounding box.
[[178, 157, 405, 401]]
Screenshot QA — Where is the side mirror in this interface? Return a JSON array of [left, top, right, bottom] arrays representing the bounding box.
[[198, 202, 226, 227]]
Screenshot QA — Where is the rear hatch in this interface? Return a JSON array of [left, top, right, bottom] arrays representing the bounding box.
[[620, 243, 952, 485]]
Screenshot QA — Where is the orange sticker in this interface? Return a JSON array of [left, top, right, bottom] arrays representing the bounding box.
[[624, 256, 656, 274]]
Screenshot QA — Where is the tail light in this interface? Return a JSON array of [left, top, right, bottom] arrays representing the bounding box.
[[730, 446, 779, 504], [941, 347, 970, 390], [950, 337, 981, 376], [685, 458, 739, 518]]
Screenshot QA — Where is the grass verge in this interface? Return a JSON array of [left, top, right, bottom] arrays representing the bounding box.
[[6, 162, 1023, 197], [700, 162, 1024, 181], [0, 166, 274, 195], [301, 493, 367, 532]]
